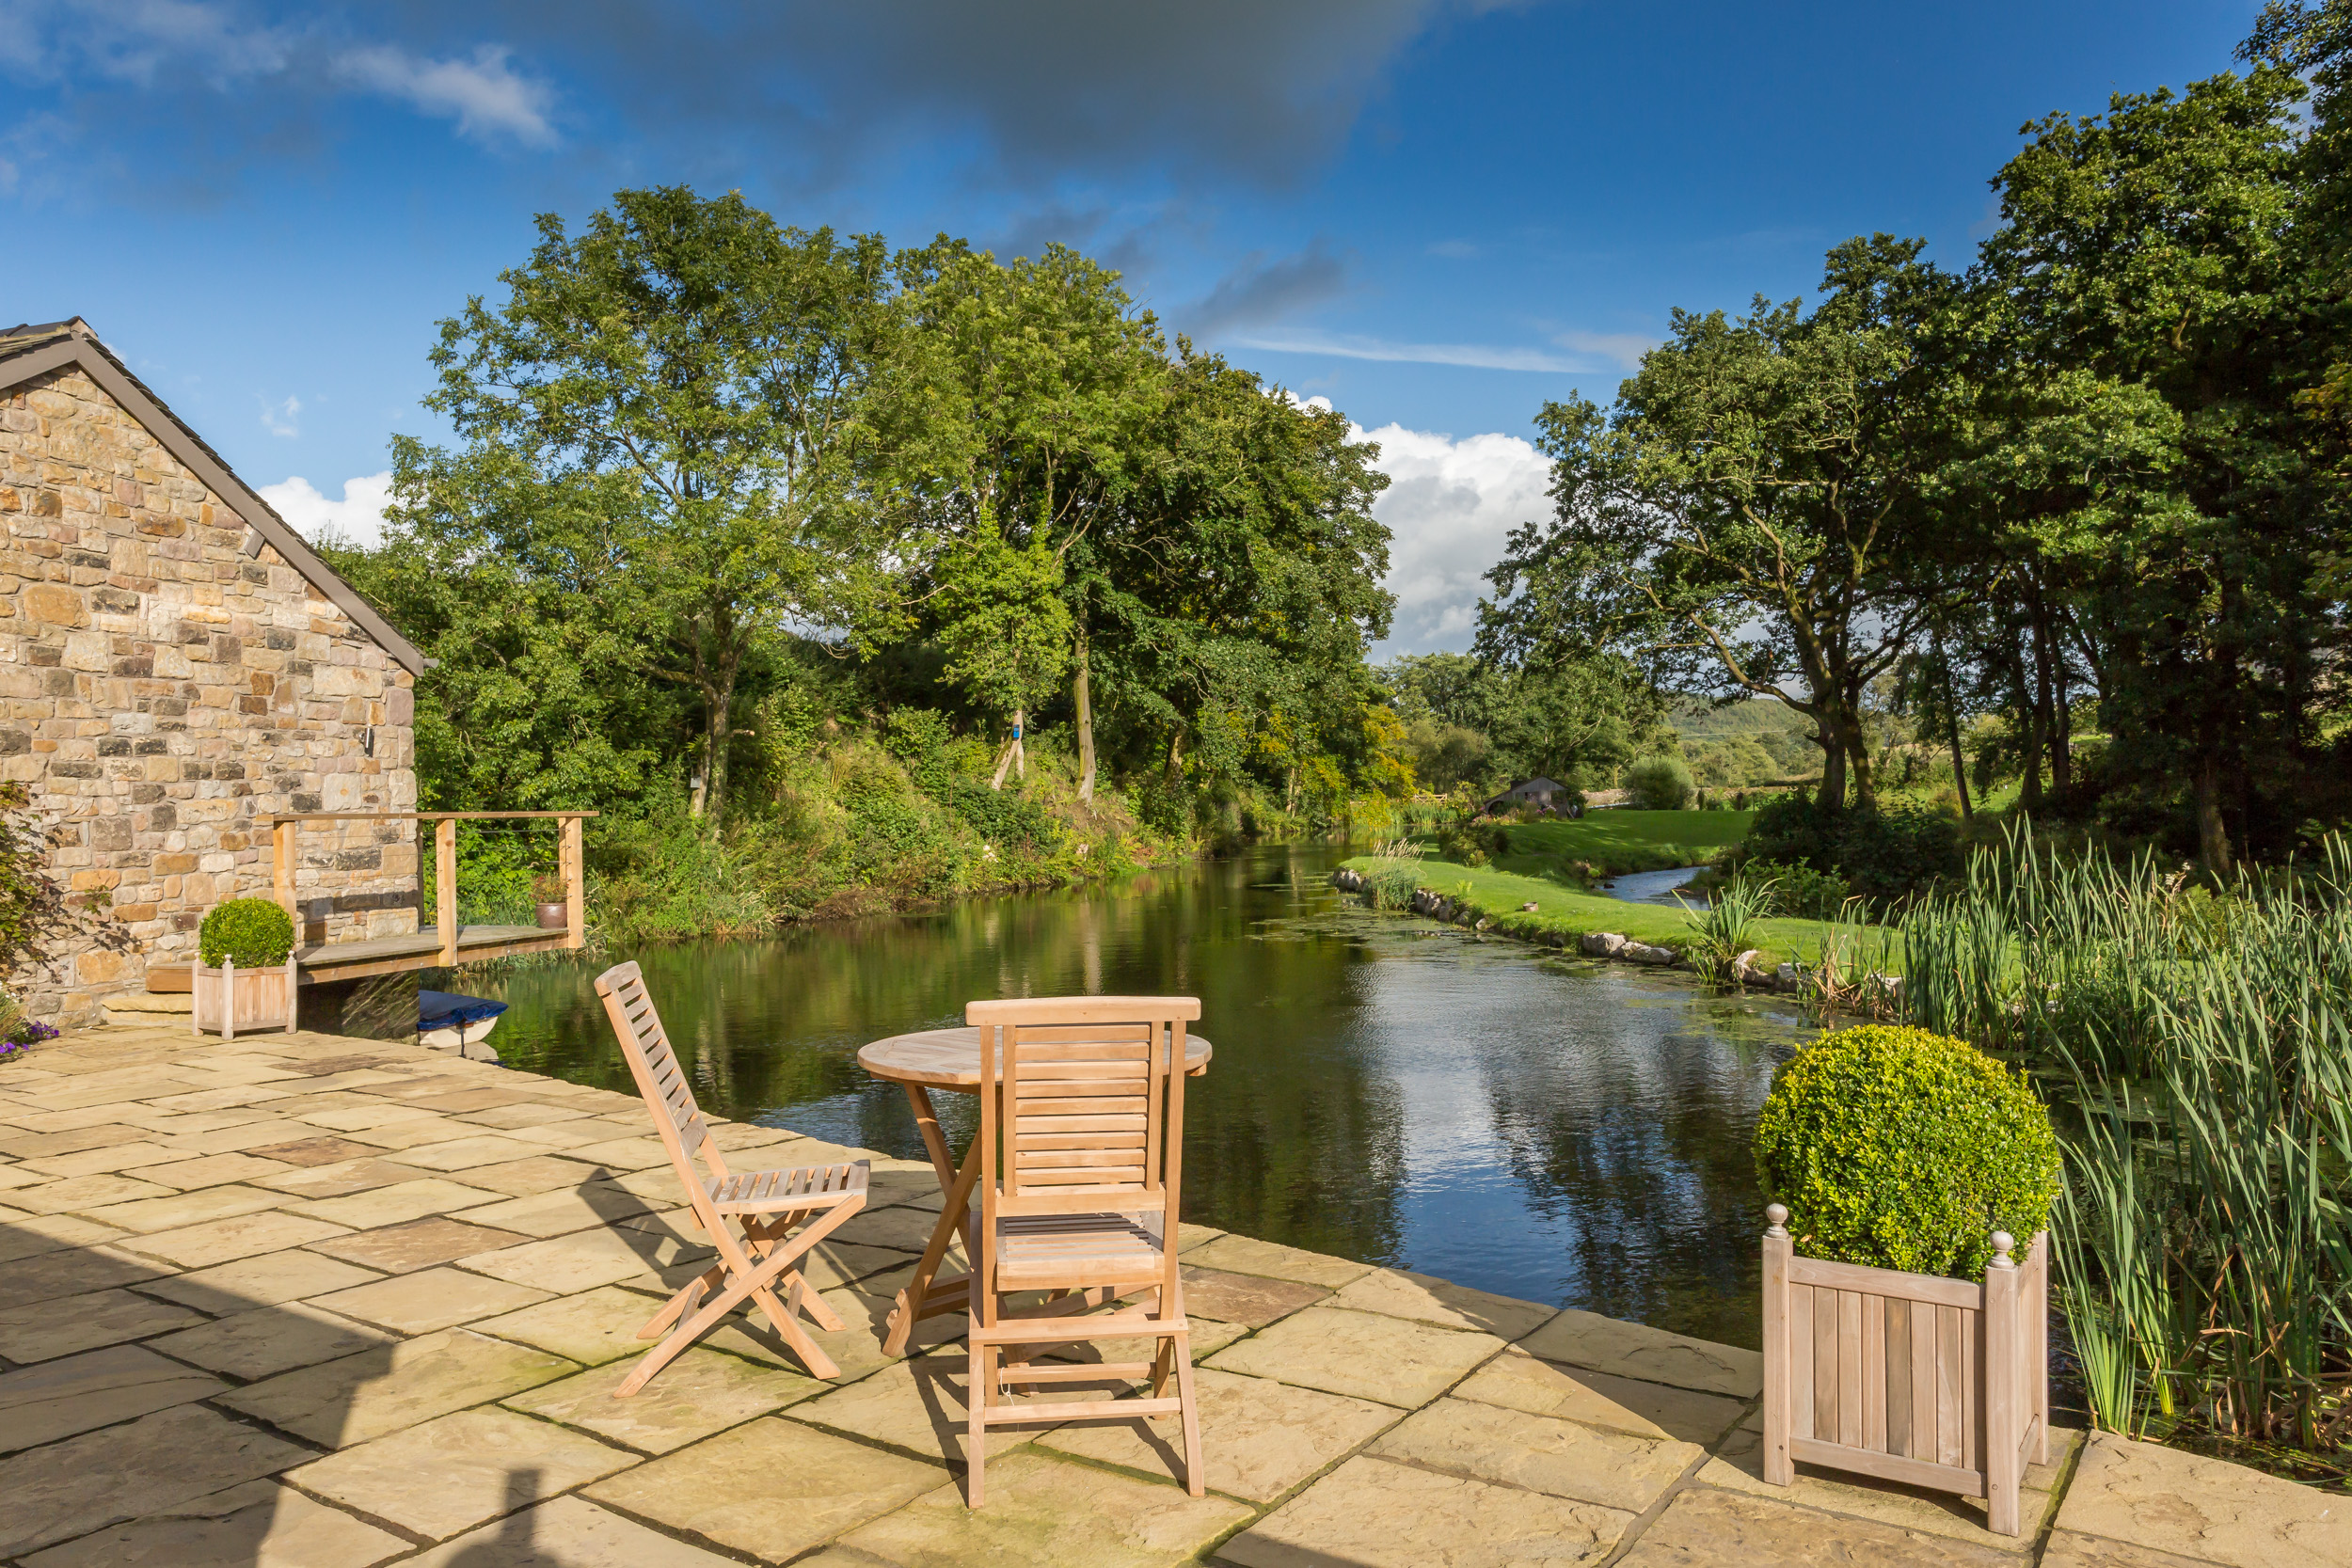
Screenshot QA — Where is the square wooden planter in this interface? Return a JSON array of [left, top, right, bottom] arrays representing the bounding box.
[[190, 958, 300, 1037], [1760, 1204, 2048, 1536]]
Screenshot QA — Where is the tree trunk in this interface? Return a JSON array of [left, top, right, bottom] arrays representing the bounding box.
[[1073, 626, 1095, 804], [2049, 619, 2074, 802], [2029, 595, 2059, 808], [2015, 642, 2043, 816], [1812, 700, 1848, 812], [2194, 752, 2234, 878], [703, 658, 737, 832], [1933, 633, 1972, 821], [1841, 690, 1878, 812], [991, 709, 1025, 791]]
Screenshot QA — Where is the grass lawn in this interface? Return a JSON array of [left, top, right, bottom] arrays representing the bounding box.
[[1491, 809, 1753, 877], [1342, 852, 1890, 970]]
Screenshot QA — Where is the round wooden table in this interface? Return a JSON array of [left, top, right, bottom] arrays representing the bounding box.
[[857, 1025, 1212, 1355]]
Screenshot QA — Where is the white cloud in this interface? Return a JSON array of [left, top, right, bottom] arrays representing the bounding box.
[[260, 471, 393, 548], [333, 43, 557, 147], [1553, 329, 1656, 370], [1357, 422, 1552, 657], [1236, 330, 1587, 374], [258, 394, 300, 437]]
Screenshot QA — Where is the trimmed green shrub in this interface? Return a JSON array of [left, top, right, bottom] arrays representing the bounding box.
[[1753, 1024, 2060, 1280], [199, 897, 295, 968], [1623, 754, 1695, 812]]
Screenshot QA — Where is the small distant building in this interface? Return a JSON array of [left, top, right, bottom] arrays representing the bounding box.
[[1484, 777, 1570, 814], [0, 319, 426, 1026]]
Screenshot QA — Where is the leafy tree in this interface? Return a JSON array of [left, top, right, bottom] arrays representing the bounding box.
[[1480, 237, 1958, 811], [888, 242, 1164, 800], [1963, 65, 2329, 868], [400, 187, 901, 829]]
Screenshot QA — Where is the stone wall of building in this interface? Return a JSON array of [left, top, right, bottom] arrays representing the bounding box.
[[0, 365, 418, 1026]]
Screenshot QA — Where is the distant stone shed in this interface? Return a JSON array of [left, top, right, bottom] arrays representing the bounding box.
[[0, 320, 426, 1026], [1484, 777, 1572, 814]]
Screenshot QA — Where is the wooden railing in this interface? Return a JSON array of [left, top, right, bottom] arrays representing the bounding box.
[[258, 810, 597, 965]]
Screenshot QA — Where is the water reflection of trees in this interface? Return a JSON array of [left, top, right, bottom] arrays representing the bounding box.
[[485, 847, 1410, 1267], [1480, 988, 1800, 1348]]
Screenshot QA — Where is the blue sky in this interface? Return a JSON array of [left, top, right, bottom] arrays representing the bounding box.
[[2, 1, 2259, 652]]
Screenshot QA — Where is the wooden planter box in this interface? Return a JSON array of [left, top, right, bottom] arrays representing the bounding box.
[[1760, 1205, 2048, 1536], [190, 958, 300, 1037]]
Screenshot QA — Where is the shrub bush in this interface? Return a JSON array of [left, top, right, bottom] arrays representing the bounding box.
[[1741, 792, 1960, 909], [199, 897, 295, 968], [1624, 754, 1695, 811], [1753, 1024, 2060, 1279], [1742, 857, 1853, 920]]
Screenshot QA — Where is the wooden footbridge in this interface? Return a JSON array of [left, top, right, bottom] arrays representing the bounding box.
[[151, 811, 596, 992]]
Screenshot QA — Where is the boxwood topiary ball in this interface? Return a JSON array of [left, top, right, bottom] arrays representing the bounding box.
[[199, 897, 296, 969], [1754, 1023, 2059, 1280]]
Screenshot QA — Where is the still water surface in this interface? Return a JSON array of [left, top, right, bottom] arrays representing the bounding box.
[[486, 843, 1814, 1347]]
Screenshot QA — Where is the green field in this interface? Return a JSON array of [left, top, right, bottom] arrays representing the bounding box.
[[1340, 852, 1887, 970], [1491, 810, 1753, 878]]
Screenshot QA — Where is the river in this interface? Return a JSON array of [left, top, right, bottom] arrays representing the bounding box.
[[482, 842, 1815, 1348]]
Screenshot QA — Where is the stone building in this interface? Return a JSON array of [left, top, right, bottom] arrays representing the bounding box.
[[0, 320, 425, 1027]]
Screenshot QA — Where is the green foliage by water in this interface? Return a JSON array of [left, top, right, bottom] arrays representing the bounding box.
[[1898, 830, 2352, 1455], [1739, 792, 1961, 911], [1754, 1024, 2061, 1281], [199, 898, 295, 968], [323, 188, 1425, 936]]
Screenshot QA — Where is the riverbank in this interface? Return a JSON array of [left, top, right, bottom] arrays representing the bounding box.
[[1334, 853, 1888, 980], [0, 1020, 2317, 1566]]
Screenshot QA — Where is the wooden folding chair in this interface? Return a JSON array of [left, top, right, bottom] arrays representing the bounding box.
[[963, 995, 1204, 1505], [594, 961, 868, 1395]]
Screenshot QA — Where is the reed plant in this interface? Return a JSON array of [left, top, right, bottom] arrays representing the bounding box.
[[1677, 872, 1773, 986], [1897, 830, 2352, 1454]]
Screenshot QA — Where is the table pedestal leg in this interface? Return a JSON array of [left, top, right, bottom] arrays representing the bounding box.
[[885, 1082, 984, 1357]]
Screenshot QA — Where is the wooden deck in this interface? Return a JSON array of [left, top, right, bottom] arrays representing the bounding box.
[[294, 923, 578, 983]]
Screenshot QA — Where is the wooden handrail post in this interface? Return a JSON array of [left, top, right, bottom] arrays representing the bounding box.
[[1982, 1231, 2022, 1537], [436, 819, 458, 967], [1761, 1204, 1794, 1485], [564, 813, 585, 950], [273, 820, 296, 923]]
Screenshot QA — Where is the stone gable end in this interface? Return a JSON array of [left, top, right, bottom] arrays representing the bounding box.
[[1, 365, 418, 1025]]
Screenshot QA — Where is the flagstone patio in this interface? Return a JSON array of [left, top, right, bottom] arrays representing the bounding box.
[[0, 1022, 2340, 1567]]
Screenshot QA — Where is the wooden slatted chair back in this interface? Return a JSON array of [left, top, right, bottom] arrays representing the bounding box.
[[595, 961, 708, 1164], [966, 997, 1200, 1231]]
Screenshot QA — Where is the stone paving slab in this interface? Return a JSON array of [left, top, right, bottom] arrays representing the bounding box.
[[505, 1345, 822, 1453], [2053, 1431, 2352, 1568], [404, 1494, 747, 1567], [0, 1342, 224, 1452], [584, 1416, 946, 1562], [1041, 1365, 1397, 1502], [19, 1480, 410, 1568], [841, 1450, 1254, 1568], [0, 1022, 2310, 1568], [288, 1405, 639, 1540], [1204, 1303, 1505, 1406], [0, 1284, 206, 1362], [1372, 1393, 1703, 1513], [1518, 1305, 1766, 1398], [1616, 1484, 2026, 1566], [1216, 1451, 1635, 1568]]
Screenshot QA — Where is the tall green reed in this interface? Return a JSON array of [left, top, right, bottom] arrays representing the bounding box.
[[1898, 830, 2352, 1449]]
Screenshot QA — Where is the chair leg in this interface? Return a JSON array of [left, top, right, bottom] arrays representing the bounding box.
[[638, 1270, 715, 1339], [966, 1335, 991, 1507], [1173, 1342, 1204, 1497], [615, 1202, 857, 1395]]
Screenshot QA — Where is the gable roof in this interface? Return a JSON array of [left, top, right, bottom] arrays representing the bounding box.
[[0, 319, 425, 675]]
